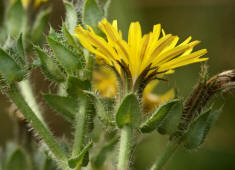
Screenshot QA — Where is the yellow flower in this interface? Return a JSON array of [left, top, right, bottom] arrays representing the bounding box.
[[93, 66, 117, 98], [33, 0, 47, 8], [142, 80, 174, 112], [74, 18, 208, 92], [11, 0, 48, 8]]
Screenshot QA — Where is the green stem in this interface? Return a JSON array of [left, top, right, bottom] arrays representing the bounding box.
[[150, 139, 179, 170], [117, 125, 132, 170], [72, 96, 88, 157], [18, 79, 45, 124], [9, 84, 68, 169]]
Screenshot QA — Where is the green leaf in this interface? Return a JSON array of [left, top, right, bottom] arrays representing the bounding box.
[[183, 108, 212, 150], [62, 24, 80, 49], [6, 148, 30, 170], [84, 91, 111, 126], [31, 9, 51, 45], [83, 0, 103, 31], [16, 34, 26, 66], [158, 99, 183, 135], [6, 0, 26, 37], [93, 137, 118, 168], [68, 141, 93, 169], [47, 36, 85, 74], [64, 1, 78, 33], [44, 94, 77, 122], [67, 76, 91, 97], [0, 48, 25, 84], [200, 108, 221, 146], [34, 46, 65, 82], [116, 93, 141, 128], [140, 99, 180, 133]]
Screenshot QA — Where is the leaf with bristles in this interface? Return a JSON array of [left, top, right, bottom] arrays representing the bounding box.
[[68, 141, 93, 168], [62, 24, 80, 49], [84, 91, 112, 126], [200, 108, 222, 145], [6, 0, 26, 38], [47, 36, 85, 74], [158, 99, 183, 136], [116, 93, 141, 128], [67, 76, 91, 98], [64, 0, 78, 33], [16, 34, 26, 66], [183, 108, 212, 150], [34, 46, 66, 82], [31, 8, 51, 45], [44, 94, 76, 123], [83, 0, 104, 33], [140, 99, 180, 133], [0, 48, 25, 84]]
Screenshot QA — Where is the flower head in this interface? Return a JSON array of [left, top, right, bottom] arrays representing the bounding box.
[[74, 19, 208, 93]]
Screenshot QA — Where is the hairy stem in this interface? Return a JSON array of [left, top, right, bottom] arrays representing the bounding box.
[[9, 84, 68, 169], [18, 79, 45, 124], [150, 139, 179, 170], [118, 125, 132, 170], [72, 96, 88, 157]]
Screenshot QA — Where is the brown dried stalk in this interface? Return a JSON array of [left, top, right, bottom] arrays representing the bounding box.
[[179, 69, 235, 132]]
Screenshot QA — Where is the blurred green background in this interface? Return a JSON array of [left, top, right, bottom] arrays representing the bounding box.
[[0, 0, 235, 169]]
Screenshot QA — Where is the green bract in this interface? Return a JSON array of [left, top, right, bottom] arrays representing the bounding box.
[[140, 99, 181, 133], [116, 93, 141, 128], [34, 46, 66, 82], [47, 36, 85, 74]]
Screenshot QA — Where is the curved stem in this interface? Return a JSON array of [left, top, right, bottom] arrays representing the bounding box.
[[117, 125, 132, 170], [150, 139, 179, 170], [9, 84, 68, 169]]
